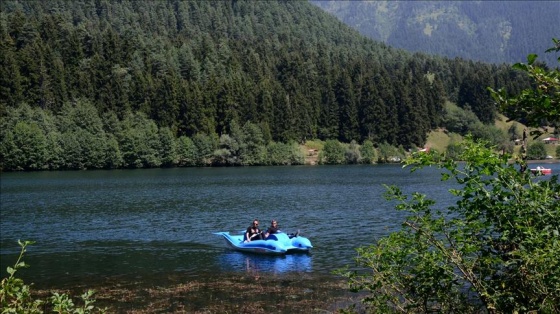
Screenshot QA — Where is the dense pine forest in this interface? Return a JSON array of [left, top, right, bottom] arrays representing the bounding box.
[[0, 0, 534, 170]]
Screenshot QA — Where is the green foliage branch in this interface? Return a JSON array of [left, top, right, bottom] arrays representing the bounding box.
[[0, 240, 42, 313], [0, 240, 106, 314], [489, 38, 560, 138], [340, 137, 560, 313]]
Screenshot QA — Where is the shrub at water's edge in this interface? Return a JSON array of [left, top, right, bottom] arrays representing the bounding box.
[[339, 136, 560, 313], [339, 42, 560, 313]]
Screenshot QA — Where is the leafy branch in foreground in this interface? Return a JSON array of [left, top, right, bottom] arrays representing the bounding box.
[[488, 38, 560, 138], [0, 240, 106, 314], [0, 240, 42, 313], [340, 136, 560, 313]]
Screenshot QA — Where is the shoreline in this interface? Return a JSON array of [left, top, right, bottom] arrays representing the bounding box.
[[526, 159, 559, 164]]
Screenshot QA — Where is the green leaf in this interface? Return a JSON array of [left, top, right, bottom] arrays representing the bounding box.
[[512, 63, 528, 71], [527, 53, 538, 65]]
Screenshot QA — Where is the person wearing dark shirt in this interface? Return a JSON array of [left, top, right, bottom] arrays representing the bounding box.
[[245, 219, 263, 242], [264, 220, 299, 239], [264, 219, 279, 239]]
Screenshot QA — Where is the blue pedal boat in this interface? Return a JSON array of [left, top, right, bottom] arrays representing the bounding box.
[[214, 231, 313, 255]]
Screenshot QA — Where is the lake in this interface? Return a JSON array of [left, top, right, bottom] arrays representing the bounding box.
[[1, 162, 558, 311]]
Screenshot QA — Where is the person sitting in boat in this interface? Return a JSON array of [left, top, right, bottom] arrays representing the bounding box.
[[264, 220, 299, 239], [245, 219, 264, 242]]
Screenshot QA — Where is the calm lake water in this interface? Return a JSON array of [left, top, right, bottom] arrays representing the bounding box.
[[1, 163, 558, 290]]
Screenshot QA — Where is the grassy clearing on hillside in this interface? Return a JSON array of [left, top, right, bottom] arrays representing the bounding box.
[[425, 130, 465, 153], [425, 130, 451, 153], [303, 140, 324, 151]]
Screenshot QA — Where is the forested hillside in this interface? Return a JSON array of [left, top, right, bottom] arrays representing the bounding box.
[[0, 0, 533, 170], [311, 1, 559, 67]]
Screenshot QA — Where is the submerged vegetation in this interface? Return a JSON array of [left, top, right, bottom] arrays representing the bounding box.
[[1, 241, 352, 313]]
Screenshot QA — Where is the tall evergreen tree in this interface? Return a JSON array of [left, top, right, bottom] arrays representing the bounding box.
[[458, 68, 496, 124], [335, 70, 359, 142]]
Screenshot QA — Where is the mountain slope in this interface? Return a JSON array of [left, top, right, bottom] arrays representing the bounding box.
[[311, 1, 559, 67]]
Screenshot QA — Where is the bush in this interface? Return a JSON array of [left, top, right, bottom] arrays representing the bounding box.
[[445, 141, 464, 160], [471, 123, 509, 148], [376, 142, 403, 163], [340, 137, 560, 313], [442, 104, 480, 135], [359, 140, 377, 164], [345, 140, 361, 164], [319, 140, 345, 164], [527, 141, 547, 160], [266, 141, 304, 165]]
